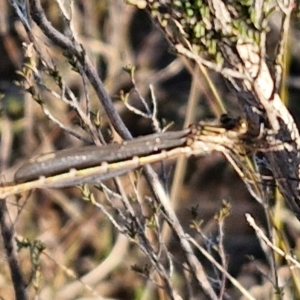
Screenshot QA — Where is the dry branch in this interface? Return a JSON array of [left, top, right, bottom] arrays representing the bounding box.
[[132, 0, 300, 219]]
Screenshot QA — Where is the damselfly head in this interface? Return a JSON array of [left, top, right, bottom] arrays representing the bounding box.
[[220, 114, 248, 134]]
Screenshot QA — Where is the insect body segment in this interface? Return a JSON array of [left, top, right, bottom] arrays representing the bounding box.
[[0, 117, 255, 198], [14, 129, 191, 183]]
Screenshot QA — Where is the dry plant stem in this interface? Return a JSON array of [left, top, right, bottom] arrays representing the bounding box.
[[25, 7, 186, 294], [0, 201, 28, 300], [141, 66, 202, 299], [188, 235, 256, 300], [145, 168, 219, 300], [39, 103, 91, 144], [138, 0, 300, 220], [14, 1, 272, 298], [217, 217, 227, 298], [113, 177, 179, 299], [26, 0, 175, 217], [169, 66, 200, 210], [201, 1, 300, 218], [36, 72, 98, 144], [28, 0, 132, 139], [155, 67, 201, 284], [246, 214, 300, 269], [175, 45, 247, 80], [57, 183, 176, 297], [23, 1, 190, 297]]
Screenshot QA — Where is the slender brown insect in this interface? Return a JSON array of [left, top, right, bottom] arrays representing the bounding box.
[[0, 118, 252, 198]]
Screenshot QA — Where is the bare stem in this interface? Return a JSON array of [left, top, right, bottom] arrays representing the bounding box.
[[0, 201, 28, 300]]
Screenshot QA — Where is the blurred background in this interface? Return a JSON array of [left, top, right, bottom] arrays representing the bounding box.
[[0, 1, 300, 299]]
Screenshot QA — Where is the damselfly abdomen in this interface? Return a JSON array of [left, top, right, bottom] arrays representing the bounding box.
[[14, 129, 191, 183]]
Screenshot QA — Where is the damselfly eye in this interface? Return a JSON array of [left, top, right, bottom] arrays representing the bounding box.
[[219, 114, 247, 133], [220, 114, 240, 130]]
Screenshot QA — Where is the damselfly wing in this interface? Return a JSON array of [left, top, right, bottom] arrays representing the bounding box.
[[14, 129, 191, 183]]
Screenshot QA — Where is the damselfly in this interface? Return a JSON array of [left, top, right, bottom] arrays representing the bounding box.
[[0, 117, 260, 198]]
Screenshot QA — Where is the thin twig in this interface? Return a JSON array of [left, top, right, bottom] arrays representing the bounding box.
[[246, 213, 300, 268], [0, 201, 28, 300], [188, 234, 256, 300], [28, 0, 132, 139]]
